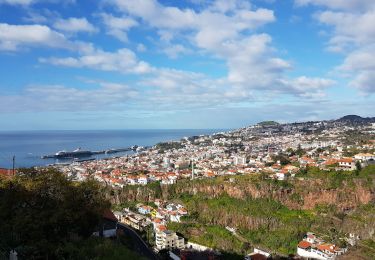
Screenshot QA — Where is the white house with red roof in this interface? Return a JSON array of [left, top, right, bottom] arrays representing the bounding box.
[[338, 158, 355, 171], [297, 232, 346, 260]]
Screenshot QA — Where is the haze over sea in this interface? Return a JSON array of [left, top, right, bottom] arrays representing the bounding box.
[[0, 129, 223, 169]]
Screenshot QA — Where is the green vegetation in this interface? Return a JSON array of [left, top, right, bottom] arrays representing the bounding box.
[[258, 121, 279, 126], [168, 222, 243, 256], [171, 193, 313, 255], [271, 154, 291, 166], [0, 168, 143, 259], [341, 130, 375, 146], [113, 166, 375, 257], [156, 141, 184, 153], [297, 165, 375, 189], [59, 237, 146, 260]]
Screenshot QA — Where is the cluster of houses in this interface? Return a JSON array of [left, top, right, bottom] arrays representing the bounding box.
[[297, 232, 347, 260], [56, 120, 375, 188], [113, 199, 188, 251]]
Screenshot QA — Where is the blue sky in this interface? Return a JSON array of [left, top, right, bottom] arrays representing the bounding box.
[[0, 0, 374, 130]]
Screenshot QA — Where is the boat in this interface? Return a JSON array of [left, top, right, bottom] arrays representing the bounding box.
[[41, 148, 93, 159], [54, 148, 93, 158]]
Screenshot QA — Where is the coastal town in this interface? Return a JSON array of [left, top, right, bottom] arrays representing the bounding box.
[[58, 116, 375, 187], [1, 115, 374, 259], [44, 115, 375, 259]]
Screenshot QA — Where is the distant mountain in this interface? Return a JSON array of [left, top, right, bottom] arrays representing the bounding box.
[[336, 115, 375, 124]]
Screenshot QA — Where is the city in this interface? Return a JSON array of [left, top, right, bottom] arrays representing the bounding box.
[[30, 115, 373, 259], [1, 0, 374, 259]]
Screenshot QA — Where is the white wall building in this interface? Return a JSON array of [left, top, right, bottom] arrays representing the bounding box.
[[155, 230, 185, 250]]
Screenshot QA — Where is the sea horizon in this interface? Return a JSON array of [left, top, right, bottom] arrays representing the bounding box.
[[0, 129, 227, 169]]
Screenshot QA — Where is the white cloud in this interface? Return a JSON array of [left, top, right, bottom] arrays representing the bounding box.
[[0, 0, 33, 5], [80, 0, 333, 101], [100, 13, 138, 42], [111, 0, 274, 34], [162, 44, 191, 59], [0, 0, 76, 6], [297, 0, 375, 94], [0, 82, 138, 112], [295, 0, 375, 11], [316, 10, 375, 50], [217, 34, 291, 87], [40, 48, 153, 74], [338, 46, 375, 93], [280, 76, 336, 98], [0, 23, 72, 51], [53, 17, 97, 33], [136, 43, 146, 52]]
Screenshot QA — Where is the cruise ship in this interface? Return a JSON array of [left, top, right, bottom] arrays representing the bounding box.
[[41, 148, 93, 159]]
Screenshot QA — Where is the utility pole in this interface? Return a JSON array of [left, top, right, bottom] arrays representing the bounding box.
[[12, 155, 15, 176]]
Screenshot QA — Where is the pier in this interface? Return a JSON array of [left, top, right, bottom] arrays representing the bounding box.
[[41, 146, 139, 159]]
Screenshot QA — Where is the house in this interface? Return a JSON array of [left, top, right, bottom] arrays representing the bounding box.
[[297, 232, 346, 260], [155, 230, 185, 250], [169, 212, 181, 223], [338, 158, 355, 171], [121, 210, 150, 231], [155, 224, 167, 232], [152, 218, 165, 230], [138, 175, 148, 185], [161, 176, 176, 185], [93, 209, 118, 238], [354, 153, 375, 162], [166, 203, 178, 212], [178, 207, 188, 216], [204, 171, 216, 178], [138, 205, 153, 215], [275, 172, 288, 181], [127, 175, 137, 185]]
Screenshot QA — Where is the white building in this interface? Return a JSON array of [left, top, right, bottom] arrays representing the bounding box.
[[233, 156, 246, 165], [354, 153, 375, 162], [138, 175, 148, 185], [338, 158, 356, 171], [297, 233, 346, 260], [155, 230, 185, 250]]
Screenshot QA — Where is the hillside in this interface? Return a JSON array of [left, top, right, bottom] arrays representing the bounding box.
[[336, 115, 375, 124], [111, 166, 375, 258], [0, 169, 145, 260]]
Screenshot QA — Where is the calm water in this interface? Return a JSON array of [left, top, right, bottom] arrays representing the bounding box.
[[0, 129, 224, 168]]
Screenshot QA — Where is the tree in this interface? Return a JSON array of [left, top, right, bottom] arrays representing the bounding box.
[[296, 144, 305, 157], [0, 168, 110, 259], [355, 161, 362, 172]]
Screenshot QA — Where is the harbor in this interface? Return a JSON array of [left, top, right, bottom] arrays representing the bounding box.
[[41, 146, 141, 159]]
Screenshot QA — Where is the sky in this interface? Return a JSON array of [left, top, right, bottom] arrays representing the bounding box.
[[0, 0, 374, 130]]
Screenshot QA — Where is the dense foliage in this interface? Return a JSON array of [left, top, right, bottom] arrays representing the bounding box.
[[0, 168, 112, 259]]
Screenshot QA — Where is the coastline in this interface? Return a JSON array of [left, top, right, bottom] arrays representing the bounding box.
[[0, 129, 226, 169]]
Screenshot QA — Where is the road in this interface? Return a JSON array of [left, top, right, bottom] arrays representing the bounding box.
[[117, 223, 159, 260]]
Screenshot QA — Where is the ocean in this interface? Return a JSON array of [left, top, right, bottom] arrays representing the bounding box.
[[0, 129, 224, 169]]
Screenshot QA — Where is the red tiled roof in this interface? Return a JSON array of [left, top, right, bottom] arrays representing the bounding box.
[[158, 225, 167, 231], [339, 158, 353, 163], [317, 244, 337, 253], [298, 241, 312, 249], [0, 168, 13, 178], [153, 218, 162, 223]]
